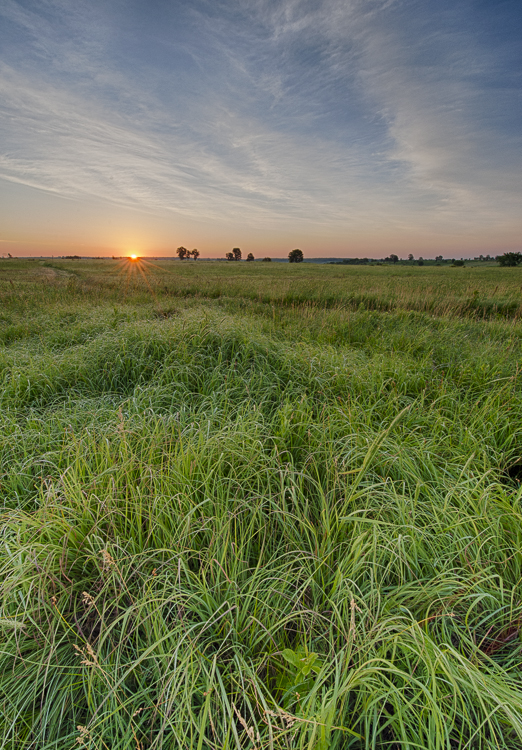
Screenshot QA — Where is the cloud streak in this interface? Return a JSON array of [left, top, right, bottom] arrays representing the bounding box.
[[0, 0, 521, 253]]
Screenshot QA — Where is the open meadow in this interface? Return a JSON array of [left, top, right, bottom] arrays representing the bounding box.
[[2, 258, 522, 749]]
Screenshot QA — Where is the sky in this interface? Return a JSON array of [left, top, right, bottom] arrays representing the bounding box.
[[0, 0, 521, 259]]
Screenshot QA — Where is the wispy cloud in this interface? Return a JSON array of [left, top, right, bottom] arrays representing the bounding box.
[[0, 48, 402, 229], [0, 0, 520, 251]]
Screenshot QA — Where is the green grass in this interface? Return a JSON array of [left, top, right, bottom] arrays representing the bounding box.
[[2, 259, 522, 748]]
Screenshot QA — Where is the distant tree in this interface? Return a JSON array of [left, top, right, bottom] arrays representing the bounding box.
[[176, 246, 188, 260], [226, 252, 234, 261], [417, 257, 424, 266], [435, 255, 443, 262], [408, 254, 414, 262], [497, 252, 522, 267], [262, 257, 272, 262], [7, 253, 12, 258], [246, 253, 255, 261], [451, 260, 465, 267], [389, 254, 399, 263], [191, 248, 200, 260], [232, 247, 242, 261], [288, 248, 304, 263]]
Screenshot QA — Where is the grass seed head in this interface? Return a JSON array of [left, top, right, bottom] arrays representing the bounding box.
[[82, 591, 95, 607], [101, 549, 115, 571], [76, 725, 90, 745]]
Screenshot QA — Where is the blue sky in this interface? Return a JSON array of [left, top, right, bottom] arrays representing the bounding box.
[[0, 0, 521, 258]]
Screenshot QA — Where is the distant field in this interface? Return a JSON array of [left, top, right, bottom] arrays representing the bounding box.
[[3, 258, 522, 319], [2, 259, 522, 748]]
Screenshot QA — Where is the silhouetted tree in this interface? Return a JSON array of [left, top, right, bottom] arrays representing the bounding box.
[[408, 254, 414, 262], [497, 252, 522, 267], [232, 247, 242, 261], [191, 249, 200, 260], [176, 246, 188, 260], [288, 248, 304, 263], [389, 254, 398, 263], [246, 253, 255, 261], [226, 252, 234, 261], [262, 257, 272, 262]]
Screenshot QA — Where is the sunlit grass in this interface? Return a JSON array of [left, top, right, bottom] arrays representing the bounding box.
[[1, 260, 522, 747]]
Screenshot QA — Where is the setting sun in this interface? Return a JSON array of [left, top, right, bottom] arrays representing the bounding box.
[[129, 254, 138, 260]]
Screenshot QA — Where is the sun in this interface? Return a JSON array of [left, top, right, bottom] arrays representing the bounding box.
[[129, 254, 138, 261]]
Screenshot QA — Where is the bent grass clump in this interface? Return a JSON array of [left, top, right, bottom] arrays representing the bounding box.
[[1, 259, 522, 748]]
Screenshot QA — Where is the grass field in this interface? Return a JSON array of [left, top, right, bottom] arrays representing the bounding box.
[[2, 258, 522, 749]]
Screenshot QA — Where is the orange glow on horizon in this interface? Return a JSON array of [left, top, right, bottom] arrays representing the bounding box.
[[129, 254, 138, 260]]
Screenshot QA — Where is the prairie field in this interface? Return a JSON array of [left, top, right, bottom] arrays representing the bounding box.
[[2, 258, 522, 749]]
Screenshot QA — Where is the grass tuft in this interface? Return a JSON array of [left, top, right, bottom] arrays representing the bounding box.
[[2, 260, 522, 747]]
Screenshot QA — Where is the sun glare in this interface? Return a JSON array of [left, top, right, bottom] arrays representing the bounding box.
[[112, 254, 168, 307]]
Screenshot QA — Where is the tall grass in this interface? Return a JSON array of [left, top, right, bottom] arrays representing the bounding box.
[[2, 260, 522, 748], [3, 259, 522, 320]]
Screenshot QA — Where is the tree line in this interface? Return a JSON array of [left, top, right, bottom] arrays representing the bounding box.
[[174, 249, 522, 266], [223, 248, 304, 262], [176, 247, 200, 260], [175, 247, 305, 262]]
